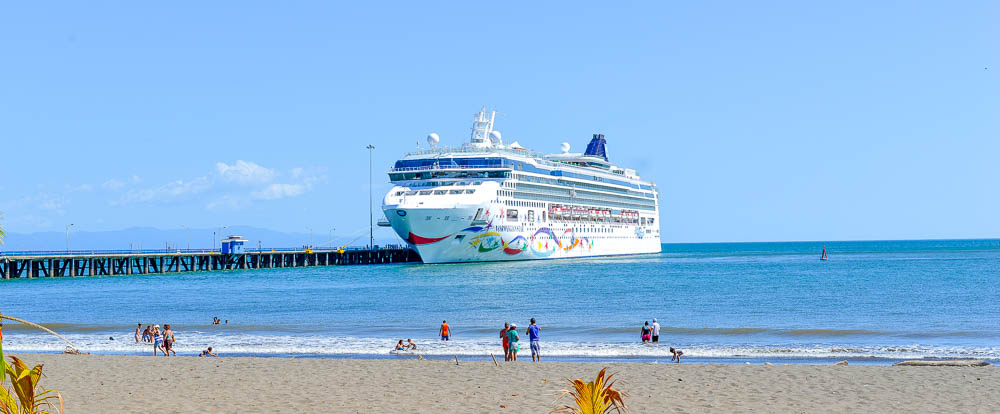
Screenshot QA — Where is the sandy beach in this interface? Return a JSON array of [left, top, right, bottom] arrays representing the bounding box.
[[16, 353, 998, 413]]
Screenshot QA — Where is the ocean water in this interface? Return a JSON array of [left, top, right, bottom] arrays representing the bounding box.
[[2, 239, 998, 365]]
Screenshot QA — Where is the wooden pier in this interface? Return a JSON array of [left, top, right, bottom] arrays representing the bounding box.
[[0, 248, 421, 280]]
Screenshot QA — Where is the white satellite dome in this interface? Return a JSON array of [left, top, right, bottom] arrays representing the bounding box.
[[427, 133, 440, 147], [489, 130, 502, 144], [560, 142, 571, 153]]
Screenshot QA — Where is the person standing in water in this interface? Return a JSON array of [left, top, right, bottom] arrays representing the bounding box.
[[152, 325, 165, 356], [439, 320, 451, 341], [163, 324, 176, 356], [527, 318, 541, 362], [500, 322, 510, 361], [506, 323, 520, 361], [651, 318, 661, 344], [135, 323, 142, 343], [640, 321, 652, 344]]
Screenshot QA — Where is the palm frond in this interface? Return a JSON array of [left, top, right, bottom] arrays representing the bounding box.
[[550, 368, 629, 414]]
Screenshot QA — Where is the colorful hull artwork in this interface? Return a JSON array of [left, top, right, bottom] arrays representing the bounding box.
[[410, 226, 592, 257]]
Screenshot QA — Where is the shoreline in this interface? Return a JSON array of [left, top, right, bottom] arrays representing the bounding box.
[[19, 353, 999, 413], [11, 349, 998, 366]]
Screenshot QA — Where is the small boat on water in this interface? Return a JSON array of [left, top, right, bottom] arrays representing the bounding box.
[[821, 246, 828, 261]]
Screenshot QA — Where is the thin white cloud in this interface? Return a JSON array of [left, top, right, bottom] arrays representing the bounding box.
[[216, 160, 275, 185], [102, 178, 127, 190], [251, 183, 306, 200], [38, 195, 69, 214], [68, 184, 94, 192], [206, 195, 244, 211], [113, 177, 212, 205], [107, 161, 321, 207]]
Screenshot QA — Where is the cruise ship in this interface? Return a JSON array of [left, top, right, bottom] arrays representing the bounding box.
[[381, 108, 661, 263]]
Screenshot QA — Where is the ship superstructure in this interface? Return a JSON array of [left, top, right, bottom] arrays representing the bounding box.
[[381, 108, 661, 263]]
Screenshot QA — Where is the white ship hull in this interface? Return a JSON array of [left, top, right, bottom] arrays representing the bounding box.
[[384, 204, 661, 264]]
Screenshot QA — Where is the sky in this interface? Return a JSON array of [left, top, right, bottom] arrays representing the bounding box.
[[1, 1, 997, 245]]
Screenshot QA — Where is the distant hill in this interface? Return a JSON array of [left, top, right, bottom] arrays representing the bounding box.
[[0, 226, 404, 252]]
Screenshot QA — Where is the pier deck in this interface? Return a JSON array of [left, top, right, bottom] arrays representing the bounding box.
[[0, 247, 421, 279]]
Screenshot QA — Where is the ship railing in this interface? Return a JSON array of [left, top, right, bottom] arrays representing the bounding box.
[[389, 164, 512, 172]]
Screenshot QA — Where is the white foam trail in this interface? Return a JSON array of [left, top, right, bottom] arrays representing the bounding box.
[[4, 332, 999, 360]]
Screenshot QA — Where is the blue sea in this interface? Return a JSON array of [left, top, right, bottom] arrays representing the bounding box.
[[3, 239, 998, 365]]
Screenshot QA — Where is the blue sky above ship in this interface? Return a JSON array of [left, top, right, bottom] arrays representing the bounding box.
[[0, 1, 997, 246]]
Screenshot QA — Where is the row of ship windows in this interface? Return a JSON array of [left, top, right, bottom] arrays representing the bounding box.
[[511, 173, 655, 198], [512, 183, 657, 207], [395, 189, 477, 196], [499, 208, 651, 226], [499, 190, 655, 212]]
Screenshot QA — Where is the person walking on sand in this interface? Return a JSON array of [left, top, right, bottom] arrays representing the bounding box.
[[500, 322, 510, 361], [135, 323, 142, 343], [651, 318, 661, 344], [163, 324, 176, 356], [506, 323, 520, 361], [439, 320, 451, 341], [640, 321, 652, 344], [527, 318, 541, 362]]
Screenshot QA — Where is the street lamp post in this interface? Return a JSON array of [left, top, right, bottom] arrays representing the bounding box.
[[366, 144, 375, 250], [65, 223, 75, 253]]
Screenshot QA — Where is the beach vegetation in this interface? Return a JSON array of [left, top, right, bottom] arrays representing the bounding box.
[[0, 356, 63, 414], [551, 367, 629, 414]]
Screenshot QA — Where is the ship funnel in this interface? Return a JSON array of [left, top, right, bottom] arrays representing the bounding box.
[[584, 133, 608, 161]]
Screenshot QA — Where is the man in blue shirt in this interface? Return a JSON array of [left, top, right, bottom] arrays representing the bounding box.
[[527, 317, 541, 362]]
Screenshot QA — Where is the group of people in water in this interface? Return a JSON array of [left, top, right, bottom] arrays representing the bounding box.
[[395, 318, 684, 363], [498, 318, 542, 362], [135, 323, 176, 356], [392, 339, 419, 351], [134, 320, 220, 357]]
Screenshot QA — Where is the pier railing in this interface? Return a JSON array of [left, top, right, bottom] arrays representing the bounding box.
[[0, 246, 421, 280], [0, 245, 410, 258]]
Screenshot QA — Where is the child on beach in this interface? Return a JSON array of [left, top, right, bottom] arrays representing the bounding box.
[[405, 339, 418, 350], [670, 347, 683, 363], [152, 325, 165, 356], [199, 347, 217, 357]]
